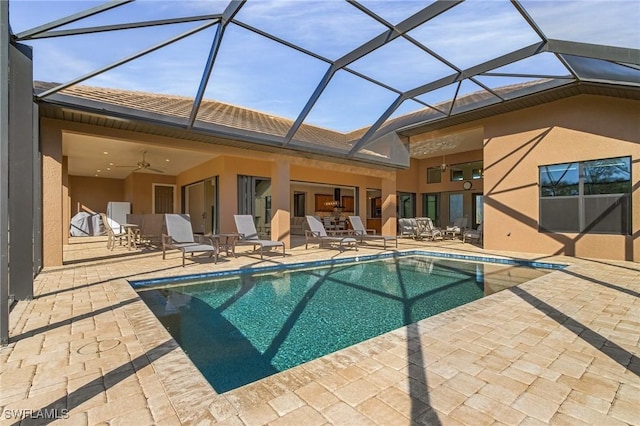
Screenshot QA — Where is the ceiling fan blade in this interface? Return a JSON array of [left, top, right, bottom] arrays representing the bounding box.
[[147, 167, 164, 173], [116, 165, 138, 168]]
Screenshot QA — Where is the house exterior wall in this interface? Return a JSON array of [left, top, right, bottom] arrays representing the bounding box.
[[69, 176, 124, 215], [482, 95, 640, 261], [130, 172, 177, 214], [418, 149, 484, 224], [39, 93, 639, 264], [41, 119, 63, 267]]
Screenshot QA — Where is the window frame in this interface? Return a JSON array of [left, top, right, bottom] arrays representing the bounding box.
[[538, 156, 631, 235]]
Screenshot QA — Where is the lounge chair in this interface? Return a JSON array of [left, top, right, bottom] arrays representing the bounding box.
[[348, 216, 397, 249], [305, 215, 358, 252], [233, 215, 285, 259], [415, 217, 440, 241], [162, 214, 218, 267], [100, 212, 127, 250], [463, 223, 483, 244], [398, 218, 417, 238], [445, 217, 468, 239]]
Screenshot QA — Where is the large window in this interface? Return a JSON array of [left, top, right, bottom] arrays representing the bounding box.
[[539, 157, 631, 234], [422, 193, 439, 225], [449, 194, 464, 223], [449, 160, 483, 182], [427, 167, 442, 183], [397, 192, 416, 218]]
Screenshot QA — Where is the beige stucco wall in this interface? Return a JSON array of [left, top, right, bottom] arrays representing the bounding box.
[[482, 95, 640, 261], [41, 119, 63, 267], [129, 172, 177, 214], [40, 93, 639, 264], [69, 176, 124, 215]]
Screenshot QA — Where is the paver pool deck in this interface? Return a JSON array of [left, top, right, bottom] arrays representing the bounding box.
[[1, 236, 639, 425]]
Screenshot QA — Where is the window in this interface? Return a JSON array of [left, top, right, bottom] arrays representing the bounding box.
[[448, 160, 483, 182], [450, 167, 464, 181], [293, 192, 305, 217], [397, 192, 416, 218], [427, 167, 441, 183], [539, 157, 631, 234], [422, 193, 439, 225], [449, 194, 463, 223]]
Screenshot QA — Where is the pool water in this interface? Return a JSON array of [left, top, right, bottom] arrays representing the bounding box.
[[137, 255, 550, 393]]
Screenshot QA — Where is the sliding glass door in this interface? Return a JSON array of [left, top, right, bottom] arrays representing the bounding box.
[[238, 175, 272, 236]]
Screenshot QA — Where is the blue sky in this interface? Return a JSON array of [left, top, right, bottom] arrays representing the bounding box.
[[8, 0, 640, 133]]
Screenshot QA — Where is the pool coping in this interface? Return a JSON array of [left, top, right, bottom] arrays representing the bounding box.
[[129, 250, 568, 289]]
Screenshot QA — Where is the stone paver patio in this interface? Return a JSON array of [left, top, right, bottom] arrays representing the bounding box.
[[1, 236, 639, 425]]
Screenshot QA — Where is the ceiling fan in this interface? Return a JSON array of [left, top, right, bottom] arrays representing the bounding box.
[[117, 150, 164, 173]]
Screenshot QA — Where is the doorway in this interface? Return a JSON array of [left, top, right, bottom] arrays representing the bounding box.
[[238, 175, 272, 236], [185, 177, 218, 234], [152, 184, 175, 214]]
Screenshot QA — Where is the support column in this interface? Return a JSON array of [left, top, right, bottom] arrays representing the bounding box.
[[1, 0, 10, 344], [218, 160, 237, 233], [8, 43, 34, 299], [62, 156, 69, 245], [270, 160, 291, 248], [358, 185, 367, 226], [381, 177, 397, 237], [41, 121, 63, 267]]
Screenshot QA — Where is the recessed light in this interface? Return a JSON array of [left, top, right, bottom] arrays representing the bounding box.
[[107, 168, 111, 171], [94, 174, 98, 177], [103, 151, 109, 155], [97, 169, 101, 172], [109, 162, 114, 166], [165, 159, 170, 162]]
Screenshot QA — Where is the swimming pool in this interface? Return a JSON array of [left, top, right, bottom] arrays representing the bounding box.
[[135, 254, 557, 393]]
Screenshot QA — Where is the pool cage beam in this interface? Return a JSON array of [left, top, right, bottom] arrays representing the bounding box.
[[17, 14, 223, 40], [0, 0, 9, 346], [282, 0, 463, 145], [36, 20, 218, 100], [16, 0, 133, 40], [188, 0, 245, 128], [348, 41, 546, 155]]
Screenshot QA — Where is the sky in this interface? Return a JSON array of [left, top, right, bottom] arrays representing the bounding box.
[[8, 0, 640, 133]]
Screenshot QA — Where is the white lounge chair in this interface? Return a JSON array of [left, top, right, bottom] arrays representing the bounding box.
[[305, 215, 358, 252], [162, 214, 218, 267], [398, 218, 417, 238], [233, 215, 285, 259], [445, 217, 468, 239], [348, 216, 397, 249], [463, 223, 483, 244]]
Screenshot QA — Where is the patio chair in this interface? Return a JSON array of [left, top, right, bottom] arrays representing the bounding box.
[[463, 223, 483, 244], [424, 217, 443, 241], [100, 212, 127, 250], [348, 216, 397, 249], [233, 215, 285, 259], [445, 217, 468, 239], [162, 214, 218, 267], [141, 213, 164, 246], [415, 217, 438, 241], [398, 218, 418, 238], [305, 215, 358, 252]]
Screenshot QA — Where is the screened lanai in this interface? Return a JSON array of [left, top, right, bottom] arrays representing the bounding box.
[[1, 1, 639, 343], [7, 0, 640, 168]]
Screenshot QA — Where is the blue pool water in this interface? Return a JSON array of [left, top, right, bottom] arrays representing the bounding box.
[[136, 255, 552, 393]]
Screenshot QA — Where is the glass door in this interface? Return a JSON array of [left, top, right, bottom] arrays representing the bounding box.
[[472, 193, 484, 229], [238, 175, 272, 236], [185, 177, 218, 234]]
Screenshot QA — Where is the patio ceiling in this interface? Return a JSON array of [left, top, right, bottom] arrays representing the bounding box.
[[9, 0, 640, 169]]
